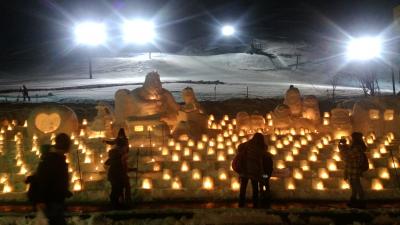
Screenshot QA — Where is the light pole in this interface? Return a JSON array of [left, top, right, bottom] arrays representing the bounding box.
[[74, 22, 107, 79], [345, 36, 396, 95], [122, 19, 156, 59]]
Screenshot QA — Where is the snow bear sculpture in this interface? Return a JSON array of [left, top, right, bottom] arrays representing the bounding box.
[[283, 85, 302, 117], [302, 95, 320, 124], [114, 71, 180, 129]]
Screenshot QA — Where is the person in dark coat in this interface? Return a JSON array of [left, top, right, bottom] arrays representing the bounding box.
[[339, 132, 366, 208], [237, 132, 270, 208], [22, 85, 30, 102], [259, 150, 273, 207], [105, 130, 129, 208], [33, 133, 72, 225]]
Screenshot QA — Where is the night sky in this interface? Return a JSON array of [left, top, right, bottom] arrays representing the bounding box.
[[0, 0, 399, 63]]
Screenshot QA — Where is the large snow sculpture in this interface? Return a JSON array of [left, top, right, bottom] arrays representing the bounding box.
[[114, 71, 180, 128], [173, 87, 207, 140], [272, 104, 292, 129], [89, 102, 115, 138], [330, 108, 352, 139], [283, 85, 302, 117]]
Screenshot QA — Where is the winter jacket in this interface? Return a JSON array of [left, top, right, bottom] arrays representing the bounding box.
[[34, 151, 71, 203], [238, 142, 269, 181], [342, 145, 363, 180], [106, 147, 126, 182]]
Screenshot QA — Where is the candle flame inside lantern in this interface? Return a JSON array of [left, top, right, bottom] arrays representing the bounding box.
[[372, 179, 383, 190], [231, 178, 240, 191], [323, 112, 330, 118], [172, 178, 182, 189], [172, 153, 180, 162], [309, 152, 317, 162], [227, 147, 235, 155], [162, 170, 171, 180], [142, 178, 152, 189], [19, 165, 28, 175], [314, 179, 324, 190], [3, 182, 12, 193], [373, 151, 381, 159], [269, 146, 277, 155], [192, 169, 201, 180], [183, 148, 191, 156], [340, 180, 350, 189], [379, 145, 387, 154], [327, 160, 337, 171], [73, 180, 82, 191], [286, 178, 295, 190], [193, 153, 201, 161], [207, 147, 215, 155], [293, 168, 303, 179], [318, 168, 329, 179], [285, 152, 294, 162], [202, 177, 214, 190], [197, 142, 204, 150], [276, 140, 283, 149], [181, 161, 190, 172], [217, 151, 226, 161], [153, 163, 161, 171], [218, 171, 227, 180], [332, 152, 341, 161], [379, 168, 390, 179], [276, 160, 285, 169], [300, 160, 310, 171], [323, 118, 330, 125]]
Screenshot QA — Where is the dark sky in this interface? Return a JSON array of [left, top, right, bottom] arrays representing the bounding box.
[[0, 0, 399, 61]]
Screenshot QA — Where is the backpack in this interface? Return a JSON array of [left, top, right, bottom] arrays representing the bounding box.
[[232, 144, 247, 174], [360, 152, 369, 172]]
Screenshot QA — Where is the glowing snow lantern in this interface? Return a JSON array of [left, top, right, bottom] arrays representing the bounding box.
[[218, 169, 228, 180], [293, 168, 303, 179], [286, 178, 296, 190], [308, 152, 317, 162], [181, 161, 190, 172], [276, 140, 283, 149], [231, 177, 240, 191], [231, 134, 239, 143], [175, 143, 182, 151], [172, 153, 180, 162], [192, 169, 202, 180], [162, 169, 172, 180], [183, 148, 191, 156], [379, 145, 387, 154], [217, 151, 226, 161], [285, 152, 294, 162], [340, 179, 350, 189], [227, 146, 235, 155], [291, 147, 299, 155], [313, 179, 324, 190], [372, 150, 381, 159], [371, 179, 383, 190], [73, 180, 82, 191], [207, 147, 215, 155], [209, 139, 216, 147], [332, 152, 341, 161], [269, 146, 277, 155], [323, 118, 330, 126], [268, 120, 273, 126], [217, 143, 225, 150], [366, 136, 374, 145], [379, 168, 390, 179], [384, 109, 394, 121], [276, 160, 285, 169], [327, 160, 337, 171], [19, 165, 28, 175], [142, 178, 152, 189], [2, 182, 12, 193], [270, 134, 277, 142], [300, 160, 310, 171], [209, 114, 215, 121], [193, 152, 201, 161], [293, 140, 301, 148], [323, 112, 330, 118], [283, 138, 290, 146], [239, 130, 245, 137], [300, 138, 308, 146], [318, 168, 329, 179], [197, 142, 205, 150], [161, 147, 169, 156], [171, 178, 182, 189], [202, 177, 214, 190]]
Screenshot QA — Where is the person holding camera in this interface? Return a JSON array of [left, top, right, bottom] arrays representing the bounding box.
[[338, 132, 368, 208]]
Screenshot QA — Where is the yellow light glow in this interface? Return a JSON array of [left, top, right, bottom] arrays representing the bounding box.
[[197, 142, 205, 150], [217, 143, 225, 149], [192, 169, 201, 180], [323, 118, 330, 126], [231, 134, 239, 143], [84, 155, 92, 164], [291, 147, 299, 155], [19, 165, 28, 175], [172, 153, 180, 162], [293, 168, 303, 179], [379, 168, 390, 179], [314, 179, 324, 190], [372, 179, 383, 190], [286, 178, 295, 190], [239, 130, 246, 137], [172, 178, 182, 189], [379, 145, 387, 154], [300, 138, 308, 146], [276, 160, 285, 169], [327, 160, 337, 171], [183, 148, 191, 156], [218, 170, 228, 180], [268, 120, 273, 126], [332, 152, 341, 161], [209, 114, 215, 121], [309, 152, 317, 162], [369, 109, 380, 120], [276, 140, 283, 149], [270, 134, 277, 142], [142, 178, 152, 189], [318, 168, 329, 179], [2, 182, 12, 193], [323, 112, 330, 118], [168, 139, 175, 147], [162, 170, 171, 180], [372, 151, 381, 159], [73, 180, 82, 191], [389, 159, 399, 168], [300, 160, 310, 171], [217, 151, 226, 161], [227, 146, 235, 155], [340, 180, 350, 189], [153, 163, 161, 171], [207, 147, 215, 155], [181, 161, 190, 172], [283, 138, 290, 146], [193, 153, 201, 161], [231, 177, 240, 191], [293, 140, 301, 148], [202, 177, 214, 190], [161, 147, 169, 156], [285, 152, 294, 162], [269, 146, 277, 155]]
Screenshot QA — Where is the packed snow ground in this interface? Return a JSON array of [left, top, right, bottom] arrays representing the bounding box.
[[0, 52, 395, 103]]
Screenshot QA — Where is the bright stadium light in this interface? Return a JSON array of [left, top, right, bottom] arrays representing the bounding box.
[[122, 19, 156, 44], [346, 36, 382, 60], [221, 25, 235, 36], [74, 22, 107, 46]]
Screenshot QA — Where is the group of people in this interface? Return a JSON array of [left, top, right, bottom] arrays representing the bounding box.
[[234, 131, 368, 209], [25, 128, 370, 224]]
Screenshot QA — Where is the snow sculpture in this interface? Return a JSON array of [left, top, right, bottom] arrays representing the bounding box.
[[250, 114, 265, 131], [330, 108, 352, 139], [236, 112, 250, 131], [89, 102, 115, 138], [173, 87, 208, 140], [27, 104, 79, 138], [302, 95, 320, 124], [272, 104, 292, 129], [283, 85, 302, 117], [114, 71, 180, 128]]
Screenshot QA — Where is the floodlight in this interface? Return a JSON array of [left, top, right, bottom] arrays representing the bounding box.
[[122, 19, 155, 44], [346, 36, 382, 60], [74, 22, 107, 46], [222, 25, 235, 36]]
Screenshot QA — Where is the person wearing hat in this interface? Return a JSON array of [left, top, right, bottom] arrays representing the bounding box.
[[339, 132, 367, 208]]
